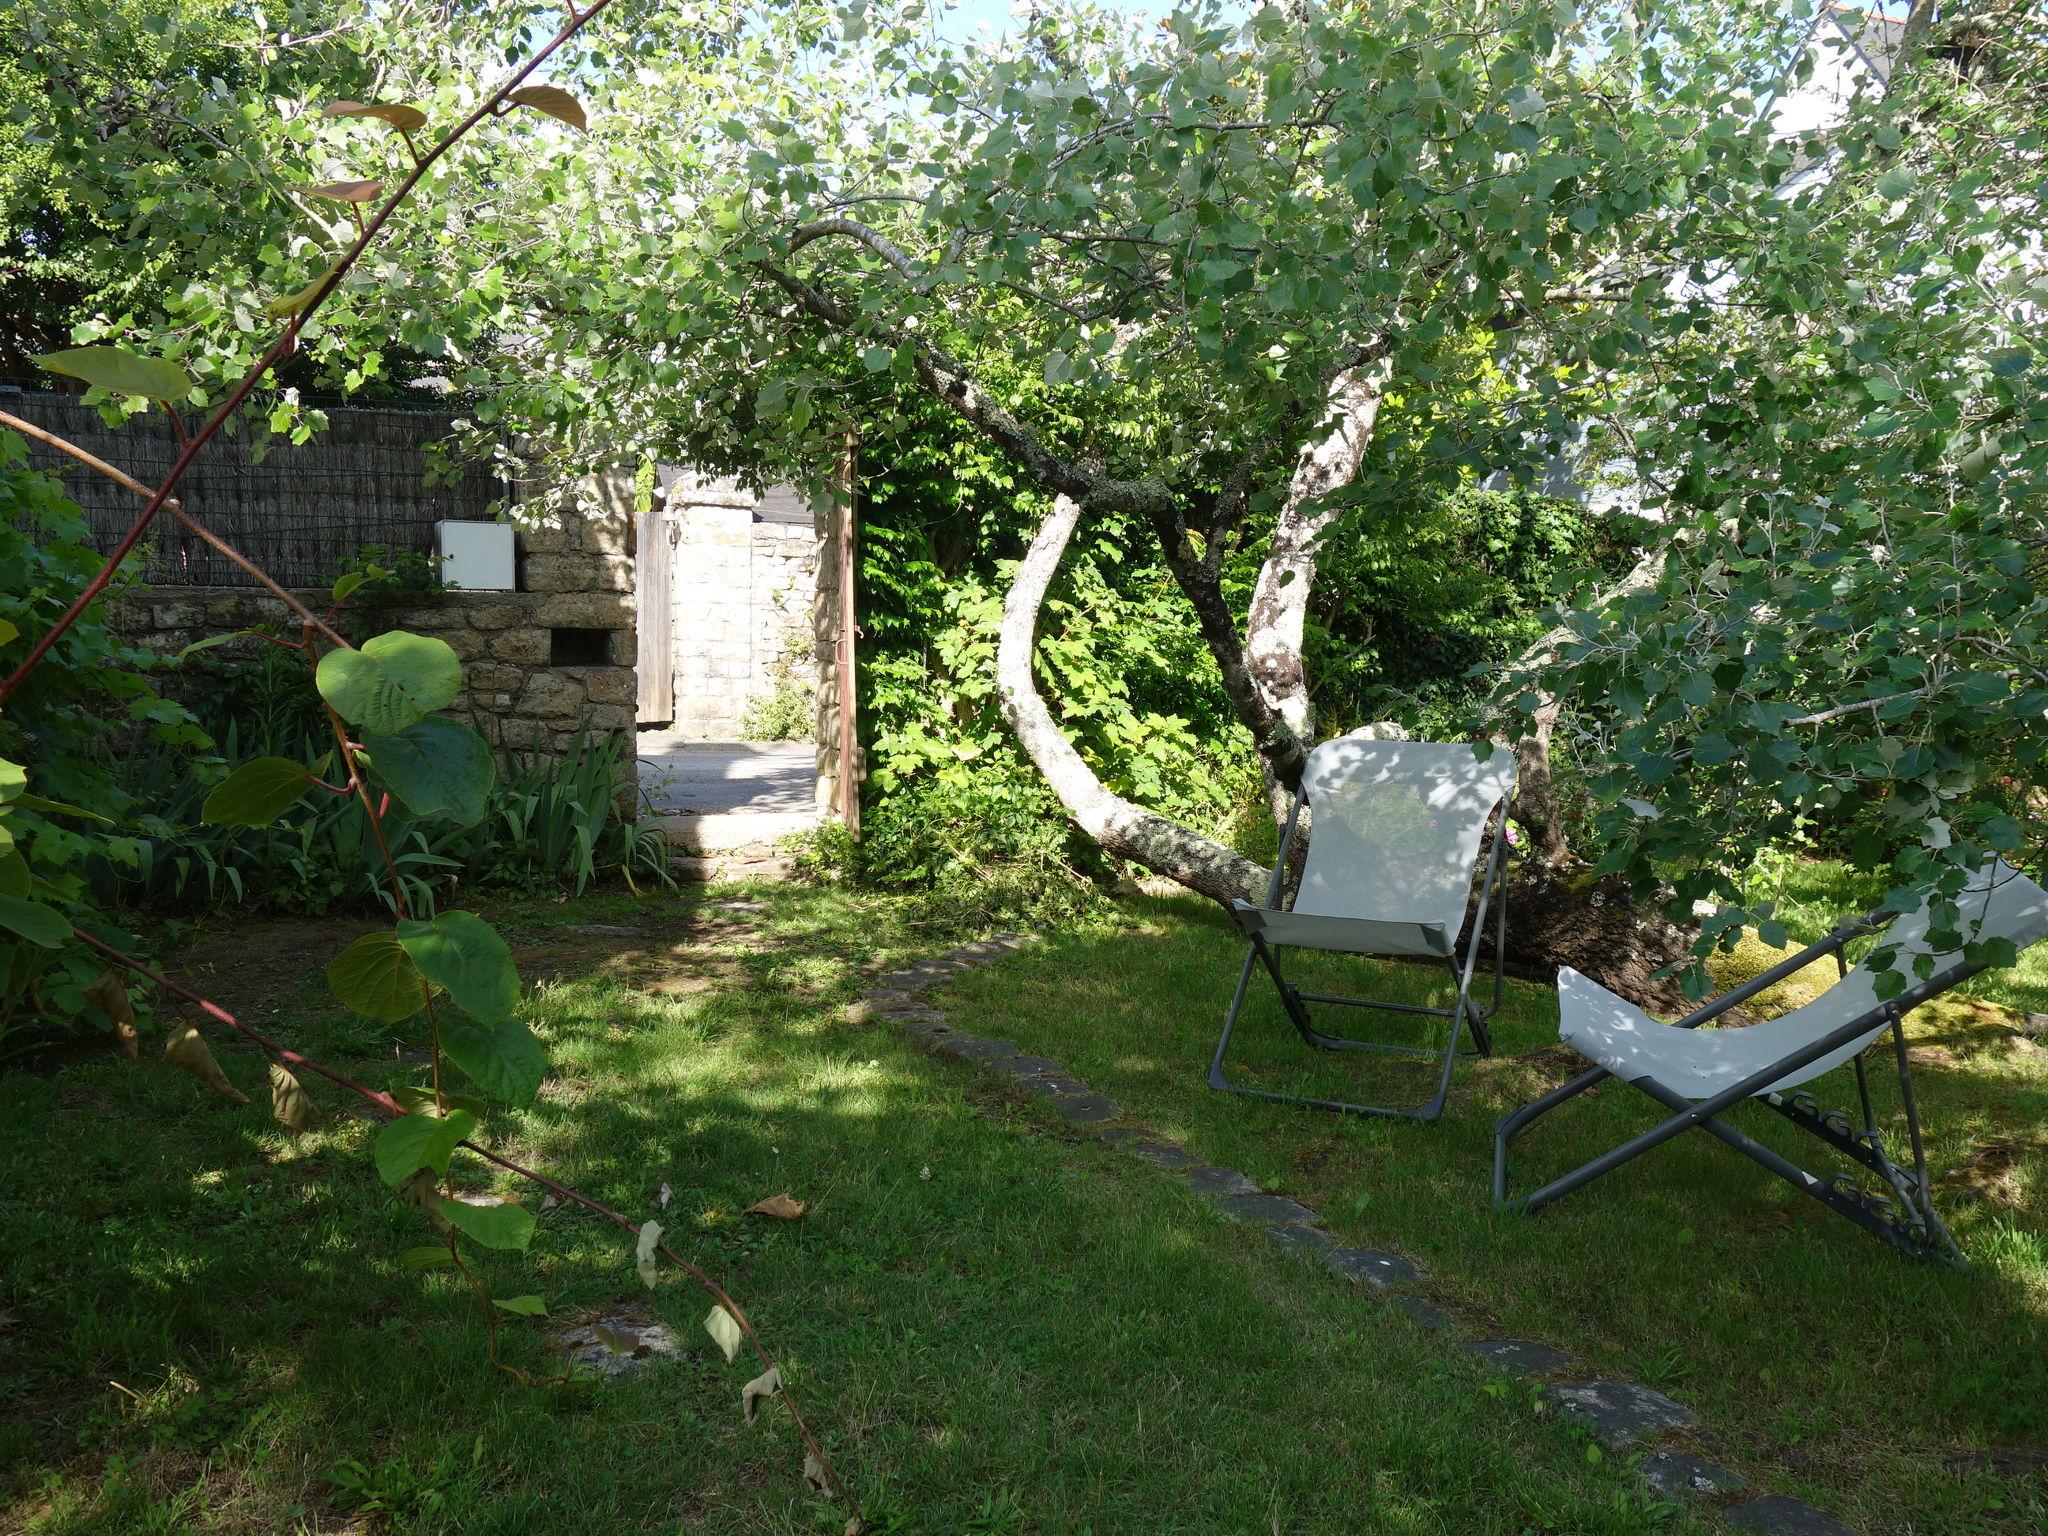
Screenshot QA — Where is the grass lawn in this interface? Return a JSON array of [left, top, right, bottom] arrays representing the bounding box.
[[4, 882, 1713, 1536], [937, 893, 2048, 1536]]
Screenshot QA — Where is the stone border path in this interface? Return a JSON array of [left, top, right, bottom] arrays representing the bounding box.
[[859, 936, 1865, 1536]]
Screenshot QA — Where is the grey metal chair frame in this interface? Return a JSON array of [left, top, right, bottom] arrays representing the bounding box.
[[1208, 793, 1511, 1122], [1493, 912, 1974, 1267]]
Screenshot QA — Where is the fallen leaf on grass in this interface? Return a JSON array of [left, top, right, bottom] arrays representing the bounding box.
[[703, 1304, 743, 1363], [85, 971, 139, 1061], [635, 1218, 663, 1289], [742, 1365, 782, 1423], [745, 1193, 806, 1220], [269, 1063, 321, 1131], [802, 1449, 829, 1494], [658, 1180, 673, 1209], [164, 1023, 248, 1103]]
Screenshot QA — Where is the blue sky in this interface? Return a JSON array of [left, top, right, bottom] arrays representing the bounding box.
[[927, 0, 1163, 40]]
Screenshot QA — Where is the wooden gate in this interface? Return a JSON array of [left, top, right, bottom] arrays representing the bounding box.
[[634, 508, 672, 725]]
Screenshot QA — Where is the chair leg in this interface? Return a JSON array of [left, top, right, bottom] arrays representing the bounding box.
[[1208, 939, 1466, 1122], [1493, 1066, 1610, 1208]]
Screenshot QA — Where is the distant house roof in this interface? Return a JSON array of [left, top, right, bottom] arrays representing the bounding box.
[[753, 487, 814, 526]]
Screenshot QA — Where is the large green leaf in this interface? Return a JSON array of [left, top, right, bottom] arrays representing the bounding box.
[[375, 1109, 476, 1187], [0, 851, 29, 899], [439, 1012, 546, 1106], [361, 716, 494, 828], [201, 756, 320, 826], [444, 1198, 535, 1251], [36, 346, 192, 402], [395, 912, 518, 1024], [0, 894, 68, 948], [0, 759, 24, 804], [327, 930, 433, 1022], [315, 632, 462, 735]]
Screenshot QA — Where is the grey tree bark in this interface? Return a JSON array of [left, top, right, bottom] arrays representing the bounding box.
[[996, 493, 1269, 906], [1244, 368, 1385, 820]]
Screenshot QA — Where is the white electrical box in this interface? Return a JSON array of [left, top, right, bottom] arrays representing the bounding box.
[[435, 520, 516, 591]]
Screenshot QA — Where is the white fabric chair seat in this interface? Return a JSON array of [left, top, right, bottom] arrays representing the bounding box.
[[1233, 901, 1453, 959], [1557, 968, 1888, 1100], [1557, 862, 2048, 1101]]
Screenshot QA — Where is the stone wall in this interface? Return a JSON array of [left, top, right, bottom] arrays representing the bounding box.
[[106, 476, 639, 796], [660, 473, 820, 740]]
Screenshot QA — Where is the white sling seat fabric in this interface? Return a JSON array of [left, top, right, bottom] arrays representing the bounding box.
[[1558, 863, 2048, 1101], [1232, 735, 1516, 960]]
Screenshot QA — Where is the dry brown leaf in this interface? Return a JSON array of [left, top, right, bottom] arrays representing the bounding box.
[[85, 970, 139, 1062], [163, 1022, 248, 1103], [843, 1519, 863, 1536], [745, 1193, 806, 1221], [802, 1449, 830, 1495], [634, 1218, 663, 1289], [268, 1062, 321, 1132], [308, 179, 383, 203], [703, 1303, 743, 1363], [741, 1365, 782, 1423]]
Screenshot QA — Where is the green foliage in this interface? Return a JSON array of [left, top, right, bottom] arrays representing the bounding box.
[[328, 930, 432, 1023], [0, 442, 195, 1049], [361, 716, 496, 829], [316, 630, 463, 736]]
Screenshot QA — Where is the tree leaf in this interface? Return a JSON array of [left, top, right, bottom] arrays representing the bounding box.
[[308, 178, 384, 203], [360, 716, 495, 828], [84, 970, 140, 1062], [438, 1012, 545, 1106], [331, 571, 372, 604], [163, 1023, 248, 1103], [703, 1303, 743, 1363], [395, 911, 518, 1024], [0, 852, 27, 900], [396, 1169, 451, 1234], [269, 1062, 321, 1131], [201, 755, 319, 826], [804, 1451, 830, 1496], [0, 618, 15, 648], [492, 1294, 548, 1317], [443, 1197, 535, 1251], [326, 930, 432, 1022], [0, 759, 22, 803], [266, 263, 343, 319], [635, 1218, 663, 1289], [323, 100, 428, 132], [509, 85, 587, 131], [374, 1109, 476, 1187], [744, 1193, 805, 1220], [35, 346, 191, 402], [741, 1365, 782, 1423], [390, 1083, 490, 1118], [12, 792, 112, 823], [0, 895, 69, 949], [399, 1244, 456, 1270], [315, 631, 461, 733]]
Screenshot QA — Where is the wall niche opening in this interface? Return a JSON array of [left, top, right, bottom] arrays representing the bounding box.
[[549, 626, 613, 667]]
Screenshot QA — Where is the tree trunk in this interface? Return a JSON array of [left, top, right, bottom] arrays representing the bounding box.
[[997, 495, 1269, 906], [1495, 544, 1670, 868], [1244, 368, 1384, 821]]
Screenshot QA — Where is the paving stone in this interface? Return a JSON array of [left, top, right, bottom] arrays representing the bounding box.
[[1324, 1247, 1423, 1290], [986, 1055, 1066, 1080], [1723, 1496, 1861, 1536], [1264, 1223, 1337, 1256], [1179, 1166, 1262, 1197], [1638, 1450, 1747, 1501], [1113, 1138, 1204, 1172], [553, 1310, 686, 1378], [1091, 1126, 1146, 1145], [932, 1034, 1022, 1062], [1050, 1093, 1122, 1126], [1461, 1338, 1573, 1377], [1390, 1294, 1452, 1330], [1543, 1381, 1695, 1448], [1213, 1192, 1323, 1226], [1012, 1073, 1090, 1099], [895, 1017, 954, 1040]]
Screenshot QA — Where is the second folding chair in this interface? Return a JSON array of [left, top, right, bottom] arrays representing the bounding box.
[[1209, 732, 1516, 1121]]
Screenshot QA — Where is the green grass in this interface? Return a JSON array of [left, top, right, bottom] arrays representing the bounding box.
[[2, 883, 1713, 1536], [935, 895, 2048, 1536]]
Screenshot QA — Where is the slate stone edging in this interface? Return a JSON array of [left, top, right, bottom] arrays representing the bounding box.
[[859, 937, 1865, 1536]]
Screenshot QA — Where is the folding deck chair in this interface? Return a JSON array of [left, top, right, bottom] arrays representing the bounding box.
[[1208, 733, 1516, 1121], [1494, 861, 2048, 1265]]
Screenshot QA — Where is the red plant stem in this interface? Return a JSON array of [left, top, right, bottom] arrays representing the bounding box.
[[72, 927, 840, 1490], [0, 0, 626, 704]]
